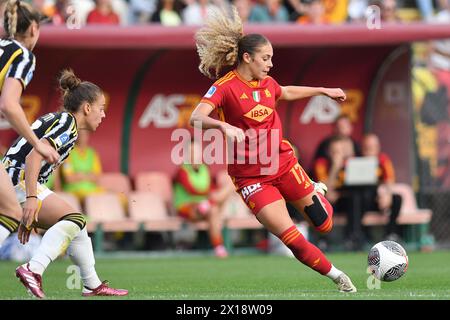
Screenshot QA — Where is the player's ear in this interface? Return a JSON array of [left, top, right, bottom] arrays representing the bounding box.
[[29, 21, 38, 37], [242, 52, 252, 64], [83, 102, 91, 115]]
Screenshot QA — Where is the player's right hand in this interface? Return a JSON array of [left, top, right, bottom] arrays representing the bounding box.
[[222, 123, 245, 143], [35, 140, 59, 164], [18, 198, 39, 244]]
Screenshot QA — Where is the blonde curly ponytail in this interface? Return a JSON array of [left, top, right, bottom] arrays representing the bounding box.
[[195, 6, 244, 79]]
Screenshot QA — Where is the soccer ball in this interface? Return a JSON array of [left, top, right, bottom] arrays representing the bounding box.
[[368, 241, 409, 282]]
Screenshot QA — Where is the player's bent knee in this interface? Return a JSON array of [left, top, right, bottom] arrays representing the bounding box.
[[59, 213, 87, 230], [304, 195, 333, 234]]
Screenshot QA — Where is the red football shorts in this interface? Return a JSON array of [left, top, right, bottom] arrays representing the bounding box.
[[232, 163, 315, 215]]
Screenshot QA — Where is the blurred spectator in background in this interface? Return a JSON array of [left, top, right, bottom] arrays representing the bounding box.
[[61, 130, 105, 203], [86, 0, 120, 25], [182, 0, 216, 25], [370, 0, 401, 22], [173, 139, 233, 258], [232, 0, 252, 22], [43, 0, 71, 26], [314, 135, 355, 205], [296, 0, 328, 24], [313, 114, 361, 164], [248, 0, 290, 23], [314, 136, 355, 248], [150, 0, 183, 25], [321, 0, 348, 23], [129, 0, 157, 24], [360, 133, 402, 241]]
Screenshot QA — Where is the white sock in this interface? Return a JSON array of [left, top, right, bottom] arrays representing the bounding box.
[[326, 265, 344, 281], [67, 228, 101, 289], [0, 224, 11, 248], [28, 220, 81, 275]]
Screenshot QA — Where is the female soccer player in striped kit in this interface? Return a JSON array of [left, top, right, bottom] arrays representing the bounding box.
[[191, 7, 357, 292], [0, 0, 60, 250], [2, 69, 128, 298]]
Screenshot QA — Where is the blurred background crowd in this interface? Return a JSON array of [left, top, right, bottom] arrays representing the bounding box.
[[0, 0, 449, 27]]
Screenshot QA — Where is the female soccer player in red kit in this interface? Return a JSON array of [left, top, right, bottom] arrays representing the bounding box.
[[190, 7, 357, 292]]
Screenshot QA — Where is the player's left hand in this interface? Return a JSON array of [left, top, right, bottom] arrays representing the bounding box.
[[18, 198, 39, 244], [323, 88, 346, 102]]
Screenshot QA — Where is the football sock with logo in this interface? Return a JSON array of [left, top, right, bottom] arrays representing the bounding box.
[[279, 225, 332, 275], [28, 221, 81, 275], [67, 227, 102, 289]]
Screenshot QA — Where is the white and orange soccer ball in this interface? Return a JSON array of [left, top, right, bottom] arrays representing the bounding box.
[[368, 241, 409, 282]]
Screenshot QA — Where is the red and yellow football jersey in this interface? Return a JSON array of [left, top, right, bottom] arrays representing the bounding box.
[[201, 70, 297, 178]]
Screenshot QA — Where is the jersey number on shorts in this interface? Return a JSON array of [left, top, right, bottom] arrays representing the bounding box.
[[290, 163, 311, 189]]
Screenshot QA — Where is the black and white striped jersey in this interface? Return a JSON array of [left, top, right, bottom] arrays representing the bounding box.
[[0, 39, 36, 91], [2, 112, 78, 185]]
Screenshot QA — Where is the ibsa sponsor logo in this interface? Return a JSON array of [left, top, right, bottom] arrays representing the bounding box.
[[244, 104, 273, 123], [241, 183, 262, 201]]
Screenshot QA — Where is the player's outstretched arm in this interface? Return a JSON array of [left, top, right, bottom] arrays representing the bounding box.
[[280, 86, 346, 102]]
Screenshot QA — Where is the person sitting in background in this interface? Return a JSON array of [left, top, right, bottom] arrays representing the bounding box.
[[296, 0, 328, 24], [360, 133, 402, 241], [232, 0, 252, 23], [173, 139, 233, 258], [150, 0, 183, 26], [129, 0, 157, 24], [60, 130, 105, 203], [86, 0, 120, 25], [43, 0, 73, 26], [248, 0, 290, 23], [182, 0, 216, 25], [313, 114, 361, 164], [314, 135, 357, 248], [321, 0, 348, 24], [369, 0, 401, 22]]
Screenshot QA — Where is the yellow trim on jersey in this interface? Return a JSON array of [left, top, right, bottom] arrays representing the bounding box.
[[0, 48, 23, 90], [45, 119, 60, 134], [217, 107, 225, 122], [215, 72, 235, 86], [69, 118, 77, 135], [233, 70, 260, 88]]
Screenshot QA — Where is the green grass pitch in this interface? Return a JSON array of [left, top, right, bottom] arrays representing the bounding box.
[[1, 251, 449, 300]]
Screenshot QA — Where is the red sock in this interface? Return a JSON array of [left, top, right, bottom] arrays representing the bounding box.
[[211, 235, 223, 248], [316, 193, 334, 233], [279, 225, 332, 275]]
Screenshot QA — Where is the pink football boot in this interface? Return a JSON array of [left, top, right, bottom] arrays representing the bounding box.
[[82, 281, 128, 297], [15, 264, 45, 299]]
